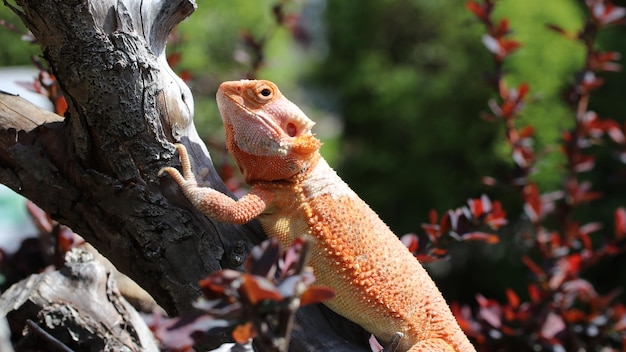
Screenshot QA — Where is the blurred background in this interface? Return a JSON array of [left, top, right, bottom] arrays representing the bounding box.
[[1, 0, 626, 309]]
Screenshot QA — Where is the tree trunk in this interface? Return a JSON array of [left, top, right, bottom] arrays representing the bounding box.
[[0, 0, 370, 350]]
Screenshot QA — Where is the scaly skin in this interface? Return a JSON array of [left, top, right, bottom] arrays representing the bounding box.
[[159, 80, 476, 352]]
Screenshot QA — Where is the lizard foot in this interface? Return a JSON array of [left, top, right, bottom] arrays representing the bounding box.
[[381, 332, 403, 352], [158, 143, 198, 188]]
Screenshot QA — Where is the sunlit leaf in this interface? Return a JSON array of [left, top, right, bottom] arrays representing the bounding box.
[[240, 274, 284, 305], [232, 322, 255, 344], [300, 286, 336, 306]]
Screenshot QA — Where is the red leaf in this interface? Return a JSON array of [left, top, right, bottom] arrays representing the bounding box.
[[485, 201, 508, 229], [493, 18, 510, 37], [415, 254, 442, 263], [589, 1, 626, 25], [573, 154, 595, 173], [300, 286, 336, 306], [565, 253, 583, 274], [615, 207, 626, 239], [421, 223, 440, 241], [53, 96, 68, 116], [580, 71, 604, 92], [450, 302, 476, 335], [232, 322, 256, 344], [439, 211, 452, 235], [518, 82, 530, 99], [401, 233, 419, 253], [466, 1, 488, 20], [590, 51, 622, 72], [523, 183, 542, 223], [602, 118, 626, 144], [562, 309, 585, 323], [528, 283, 541, 303], [240, 275, 283, 305], [500, 39, 521, 56], [566, 179, 602, 204], [199, 269, 241, 300], [428, 208, 438, 225], [506, 288, 520, 308], [500, 100, 517, 118], [518, 125, 534, 138], [468, 197, 486, 218], [522, 255, 545, 277], [431, 248, 449, 257], [167, 52, 182, 68], [461, 232, 499, 244]]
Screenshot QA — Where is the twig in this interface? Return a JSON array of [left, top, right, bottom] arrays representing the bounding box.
[[277, 238, 313, 351], [25, 319, 75, 352]]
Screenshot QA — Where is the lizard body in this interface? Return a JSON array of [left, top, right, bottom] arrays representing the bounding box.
[[160, 80, 475, 352]]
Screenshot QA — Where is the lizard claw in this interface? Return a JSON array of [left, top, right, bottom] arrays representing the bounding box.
[[159, 143, 198, 187], [381, 332, 403, 352]]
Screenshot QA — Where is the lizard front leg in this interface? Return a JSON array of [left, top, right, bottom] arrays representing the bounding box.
[[159, 144, 272, 224]]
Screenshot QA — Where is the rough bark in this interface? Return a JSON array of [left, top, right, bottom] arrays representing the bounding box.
[[0, 0, 370, 350], [0, 249, 158, 352]]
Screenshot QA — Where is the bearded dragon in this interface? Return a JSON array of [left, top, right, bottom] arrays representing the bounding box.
[[159, 80, 475, 352]]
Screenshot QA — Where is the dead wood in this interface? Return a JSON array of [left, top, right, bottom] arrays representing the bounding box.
[[0, 248, 157, 351]]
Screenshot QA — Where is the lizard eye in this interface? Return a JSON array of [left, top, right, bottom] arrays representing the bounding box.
[[256, 85, 274, 102]]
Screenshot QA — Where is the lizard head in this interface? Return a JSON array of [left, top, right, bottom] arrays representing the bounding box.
[[216, 80, 322, 182]]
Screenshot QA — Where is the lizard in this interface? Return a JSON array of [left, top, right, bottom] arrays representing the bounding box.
[[159, 79, 476, 352]]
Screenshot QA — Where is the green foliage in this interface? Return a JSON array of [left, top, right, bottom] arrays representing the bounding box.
[[173, 1, 276, 151], [311, 0, 587, 234], [496, 0, 584, 189], [312, 0, 496, 233], [0, 5, 39, 65]]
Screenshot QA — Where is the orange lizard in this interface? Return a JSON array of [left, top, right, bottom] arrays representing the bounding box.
[[159, 80, 476, 352]]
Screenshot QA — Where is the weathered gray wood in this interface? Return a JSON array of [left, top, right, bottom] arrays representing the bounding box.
[[0, 249, 157, 351], [0, 315, 13, 352]]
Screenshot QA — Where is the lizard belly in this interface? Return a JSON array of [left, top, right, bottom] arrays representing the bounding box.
[[259, 190, 469, 352], [307, 194, 429, 350], [307, 194, 474, 352]]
